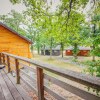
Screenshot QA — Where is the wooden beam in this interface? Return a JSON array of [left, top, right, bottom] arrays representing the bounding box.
[[3, 54, 5, 64], [7, 56, 11, 73], [0, 53, 1, 64], [44, 74, 100, 100], [2, 52, 100, 91], [15, 59, 20, 84], [44, 86, 65, 100], [37, 67, 44, 100]]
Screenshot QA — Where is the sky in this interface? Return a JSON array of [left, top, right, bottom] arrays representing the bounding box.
[[83, 0, 94, 14], [0, 0, 60, 15], [0, 0, 26, 15], [0, 0, 93, 22], [0, 0, 93, 15]]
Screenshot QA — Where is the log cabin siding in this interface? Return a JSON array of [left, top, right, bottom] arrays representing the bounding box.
[[0, 25, 32, 58]]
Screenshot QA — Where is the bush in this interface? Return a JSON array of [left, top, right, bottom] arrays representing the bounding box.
[[84, 60, 100, 77], [83, 60, 100, 95]]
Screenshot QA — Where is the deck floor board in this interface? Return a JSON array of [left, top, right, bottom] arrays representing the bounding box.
[[0, 70, 14, 100], [0, 82, 5, 100], [0, 69, 32, 100], [1, 70, 23, 100]]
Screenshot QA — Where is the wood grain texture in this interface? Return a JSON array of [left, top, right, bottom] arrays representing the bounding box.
[[4, 69, 33, 100], [15, 59, 20, 84], [0, 83, 5, 100], [0, 25, 32, 58], [37, 67, 44, 100], [0, 71, 14, 100], [1, 70, 23, 100]]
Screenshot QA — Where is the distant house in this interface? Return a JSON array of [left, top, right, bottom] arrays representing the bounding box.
[[41, 45, 61, 56], [65, 46, 91, 56], [0, 22, 32, 58]]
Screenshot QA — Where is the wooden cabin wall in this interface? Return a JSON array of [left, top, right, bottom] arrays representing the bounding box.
[[65, 50, 90, 56], [0, 25, 31, 58]]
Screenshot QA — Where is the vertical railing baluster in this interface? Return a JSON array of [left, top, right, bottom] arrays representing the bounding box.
[[7, 55, 11, 73], [37, 67, 44, 100], [15, 59, 20, 84], [0, 53, 1, 64], [3, 54, 5, 64]]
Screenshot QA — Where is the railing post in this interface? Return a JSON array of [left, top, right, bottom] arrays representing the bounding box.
[[7, 56, 11, 73], [15, 59, 20, 84], [3, 54, 5, 64], [37, 67, 44, 100], [0, 53, 1, 64]]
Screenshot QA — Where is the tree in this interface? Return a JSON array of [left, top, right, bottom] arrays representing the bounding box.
[[9, 0, 91, 59], [87, 0, 100, 61], [0, 10, 27, 36]]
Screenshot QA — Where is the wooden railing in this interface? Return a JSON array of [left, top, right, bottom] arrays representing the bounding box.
[[0, 52, 100, 100]]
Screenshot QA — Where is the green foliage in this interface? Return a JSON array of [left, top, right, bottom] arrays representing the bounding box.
[[0, 10, 26, 36], [5, 0, 99, 59], [84, 60, 100, 77], [10, 0, 21, 4], [89, 1, 100, 60], [83, 60, 100, 95], [7, 0, 100, 95]]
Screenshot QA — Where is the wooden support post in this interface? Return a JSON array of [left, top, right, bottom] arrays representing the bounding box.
[[0, 53, 1, 64], [37, 67, 44, 100], [7, 56, 11, 73], [3, 54, 5, 64], [15, 59, 20, 84]]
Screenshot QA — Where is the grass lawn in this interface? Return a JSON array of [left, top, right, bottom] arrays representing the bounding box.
[[33, 54, 83, 72], [32, 53, 100, 73]]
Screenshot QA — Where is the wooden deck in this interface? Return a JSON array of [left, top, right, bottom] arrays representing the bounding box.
[[0, 69, 32, 100], [0, 52, 100, 100]]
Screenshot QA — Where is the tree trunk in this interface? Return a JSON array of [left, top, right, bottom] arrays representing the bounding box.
[[92, 44, 95, 61], [43, 44, 45, 56], [37, 46, 40, 55], [30, 35, 34, 57], [31, 44, 34, 57], [92, 24, 96, 61], [37, 34, 40, 55], [61, 42, 64, 58], [50, 37, 53, 59], [73, 43, 78, 59]]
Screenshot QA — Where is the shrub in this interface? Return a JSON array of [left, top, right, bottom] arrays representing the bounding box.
[[84, 60, 100, 77]]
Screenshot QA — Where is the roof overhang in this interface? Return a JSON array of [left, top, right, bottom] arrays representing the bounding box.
[[0, 22, 33, 44]]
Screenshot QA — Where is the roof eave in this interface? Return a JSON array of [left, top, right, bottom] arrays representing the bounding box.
[[0, 22, 32, 44]]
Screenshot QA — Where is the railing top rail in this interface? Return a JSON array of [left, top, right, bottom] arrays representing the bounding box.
[[2, 52, 100, 90]]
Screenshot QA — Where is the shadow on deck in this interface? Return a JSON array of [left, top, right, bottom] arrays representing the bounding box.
[[0, 52, 100, 100]]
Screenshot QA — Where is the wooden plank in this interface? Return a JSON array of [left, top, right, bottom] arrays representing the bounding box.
[[1, 70, 23, 100], [19, 62, 36, 73], [3, 54, 5, 64], [44, 86, 65, 100], [20, 69, 36, 82], [15, 59, 20, 84], [20, 75, 37, 94], [4, 69, 32, 100], [44, 74, 100, 100], [0, 25, 31, 58], [37, 67, 44, 100], [0, 53, 2, 64], [0, 71, 14, 100], [7, 56, 11, 73], [0, 84, 5, 100], [2, 52, 100, 91]]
